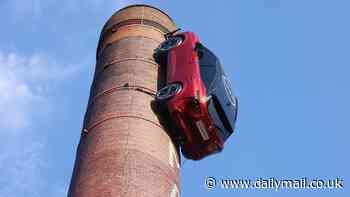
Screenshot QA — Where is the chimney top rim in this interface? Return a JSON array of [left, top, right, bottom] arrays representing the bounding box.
[[114, 4, 175, 24]]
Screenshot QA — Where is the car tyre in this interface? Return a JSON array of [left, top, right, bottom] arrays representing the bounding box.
[[156, 83, 182, 100], [157, 36, 183, 52]]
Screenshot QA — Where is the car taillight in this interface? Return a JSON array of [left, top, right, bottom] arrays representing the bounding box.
[[206, 143, 221, 154]]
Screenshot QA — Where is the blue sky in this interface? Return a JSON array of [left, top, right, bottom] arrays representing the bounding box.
[[0, 0, 348, 196]]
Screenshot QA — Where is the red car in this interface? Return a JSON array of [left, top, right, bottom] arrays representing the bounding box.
[[155, 31, 238, 160]]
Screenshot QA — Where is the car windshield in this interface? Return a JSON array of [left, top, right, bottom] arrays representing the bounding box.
[[197, 44, 219, 91]]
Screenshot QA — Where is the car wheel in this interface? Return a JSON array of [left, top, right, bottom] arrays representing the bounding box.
[[157, 36, 183, 52], [156, 83, 182, 100]]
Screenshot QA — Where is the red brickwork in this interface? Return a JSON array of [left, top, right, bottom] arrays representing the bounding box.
[[68, 5, 180, 197]]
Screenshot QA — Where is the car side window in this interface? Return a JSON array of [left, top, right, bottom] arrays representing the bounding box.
[[197, 43, 218, 91], [199, 65, 216, 89]]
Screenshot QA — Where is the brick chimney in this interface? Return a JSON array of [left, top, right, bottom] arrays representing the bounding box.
[[68, 5, 180, 197]]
